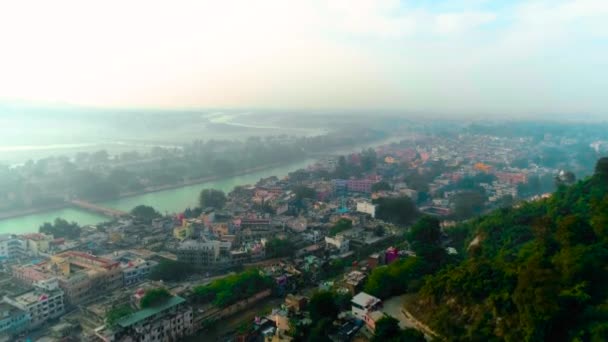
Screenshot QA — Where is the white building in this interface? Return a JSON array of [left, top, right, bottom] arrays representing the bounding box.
[[356, 201, 377, 218], [4, 278, 65, 329], [325, 235, 350, 254], [0, 235, 26, 261], [351, 292, 381, 320]]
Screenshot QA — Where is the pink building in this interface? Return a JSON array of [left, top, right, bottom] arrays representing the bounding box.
[[385, 247, 399, 264]]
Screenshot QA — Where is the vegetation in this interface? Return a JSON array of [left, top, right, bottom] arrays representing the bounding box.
[[329, 218, 353, 236], [199, 189, 227, 209], [39, 218, 81, 239], [371, 315, 425, 342], [106, 304, 134, 327], [371, 180, 392, 192], [265, 238, 296, 258], [373, 196, 419, 225], [293, 186, 316, 201], [193, 269, 274, 308], [289, 290, 352, 342], [140, 288, 172, 308], [130, 205, 161, 222], [406, 159, 608, 341], [452, 191, 486, 220], [148, 259, 195, 282]]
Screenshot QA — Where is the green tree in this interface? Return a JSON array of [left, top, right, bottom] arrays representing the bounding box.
[[39, 218, 80, 239], [374, 196, 419, 225], [149, 259, 195, 282], [199, 189, 227, 209], [308, 291, 339, 322], [372, 315, 425, 342], [453, 191, 486, 219], [130, 205, 161, 222], [595, 157, 608, 178], [106, 304, 134, 327], [372, 181, 392, 192], [265, 238, 296, 258], [140, 288, 171, 308], [329, 218, 353, 236]]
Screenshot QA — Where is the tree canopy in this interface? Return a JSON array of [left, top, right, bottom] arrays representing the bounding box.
[[407, 166, 608, 341], [199, 189, 227, 209], [193, 269, 274, 308], [372, 315, 425, 342], [130, 205, 161, 222], [329, 218, 353, 236], [148, 259, 195, 282], [265, 238, 296, 258], [140, 288, 172, 308], [374, 196, 419, 225], [39, 218, 80, 239]]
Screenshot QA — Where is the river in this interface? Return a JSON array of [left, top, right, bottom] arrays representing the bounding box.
[[0, 158, 316, 235]]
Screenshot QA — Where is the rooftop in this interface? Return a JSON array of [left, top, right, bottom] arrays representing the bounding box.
[[351, 292, 381, 308], [116, 296, 186, 328]]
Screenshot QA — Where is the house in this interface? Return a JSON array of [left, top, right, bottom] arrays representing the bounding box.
[[351, 292, 381, 321], [3, 278, 65, 328]]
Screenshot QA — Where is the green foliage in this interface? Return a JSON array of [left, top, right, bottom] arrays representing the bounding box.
[[39, 218, 80, 239], [372, 315, 425, 342], [452, 191, 486, 219], [308, 290, 339, 322], [372, 181, 392, 192], [148, 259, 195, 282], [199, 189, 227, 209], [140, 288, 171, 308], [106, 304, 134, 327], [293, 186, 316, 201], [193, 269, 274, 308], [329, 218, 353, 236], [130, 205, 161, 222], [412, 172, 608, 341], [365, 258, 425, 299], [265, 238, 296, 258], [595, 157, 608, 178], [374, 196, 419, 225]]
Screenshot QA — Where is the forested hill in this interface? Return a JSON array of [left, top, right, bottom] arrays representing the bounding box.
[[409, 158, 608, 341]]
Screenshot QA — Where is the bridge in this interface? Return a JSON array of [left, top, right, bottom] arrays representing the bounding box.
[[69, 200, 131, 219]]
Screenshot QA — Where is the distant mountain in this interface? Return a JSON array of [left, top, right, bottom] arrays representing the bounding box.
[[407, 158, 608, 341]]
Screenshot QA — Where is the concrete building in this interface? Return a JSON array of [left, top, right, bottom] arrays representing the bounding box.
[[356, 201, 376, 218], [351, 292, 381, 320], [0, 234, 26, 261], [0, 302, 30, 336], [4, 278, 65, 328], [325, 235, 350, 254], [106, 251, 159, 287], [175, 239, 232, 270], [21, 233, 53, 255], [12, 251, 122, 305], [94, 296, 193, 342]]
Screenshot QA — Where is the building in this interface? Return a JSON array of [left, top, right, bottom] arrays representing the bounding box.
[[95, 296, 193, 342], [0, 234, 26, 261], [12, 251, 122, 305], [325, 235, 350, 254], [3, 278, 65, 329], [351, 292, 382, 321], [0, 301, 30, 337], [106, 252, 159, 287], [356, 201, 376, 218], [175, 239, 232, 270], [21, 233, 53, 255]]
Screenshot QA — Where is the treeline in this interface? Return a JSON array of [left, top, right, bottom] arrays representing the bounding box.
[[404, 158, 608, 341], [0, 129, 385, 212]]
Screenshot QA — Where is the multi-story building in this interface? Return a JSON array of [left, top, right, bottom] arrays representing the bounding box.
[[0, 301, 30, 337], [176, 239, 232, 271], [356, 201, 376, 218], [21, 233, 53, 256], [0, 234, 26, 261], [3, 278, 65, 329], [325, 235, 350, 254], [12, 251, 122, 305], [95, 296, 193, 342], [106, 251, 159, 287], [351, 292, 381, 320]]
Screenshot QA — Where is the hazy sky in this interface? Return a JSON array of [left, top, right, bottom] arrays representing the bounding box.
[[0, 0, 606, 115]]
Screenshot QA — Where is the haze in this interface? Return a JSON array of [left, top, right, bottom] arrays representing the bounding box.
[[0, 0, 607, 116]]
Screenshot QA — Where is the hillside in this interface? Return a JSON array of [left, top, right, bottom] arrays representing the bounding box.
[[407, 158, 608, 341]]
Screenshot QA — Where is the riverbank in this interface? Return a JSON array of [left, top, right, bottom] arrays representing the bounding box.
[[0, 160, 299, 221]]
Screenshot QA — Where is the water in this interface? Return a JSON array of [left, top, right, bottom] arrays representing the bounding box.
[[0, 159, 315, 234]]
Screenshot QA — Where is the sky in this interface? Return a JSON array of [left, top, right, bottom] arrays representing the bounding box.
[[0, 0, 607, 116]]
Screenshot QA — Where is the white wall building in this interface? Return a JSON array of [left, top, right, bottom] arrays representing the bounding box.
[[0, 235, 26, 261], [351, 292, 381, 320], [325, 235, 350, 254], [356, 201, 377, 218], [4, 278, 65, 329]]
